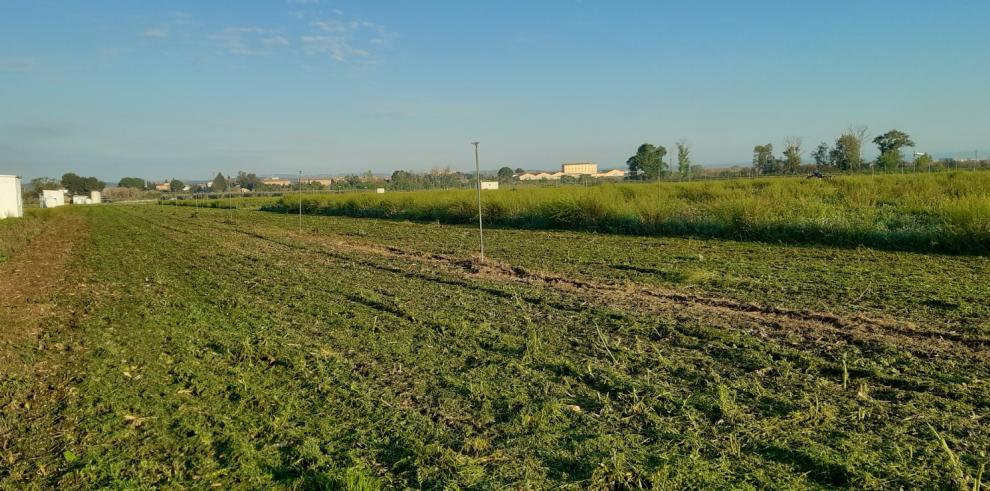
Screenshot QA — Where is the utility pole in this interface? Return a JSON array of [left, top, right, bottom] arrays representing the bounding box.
[[298, 170, 303, 234], [473, 142, 484, 264]]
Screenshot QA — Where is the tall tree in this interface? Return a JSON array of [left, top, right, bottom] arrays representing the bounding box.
[[235, 171, 261, 191], [782, 137, 802, 174], [212, 172, 227, 191], [830, 133, 862, 170], [118, 177, 146, 189], [812, 142, 831, 168], [873, 129, 915, 170], [496, 166, 514, 182], [169, 179, 185, 192], [752, 144, 775, 174], [60, 173, 83, 194], [913, 153, 934, 171], [30, 177, 61, 192], [390, 170, 416, 190], [60, 173, 104, 194], [627, 143, 668, 180], [676, 140, 692, 178]]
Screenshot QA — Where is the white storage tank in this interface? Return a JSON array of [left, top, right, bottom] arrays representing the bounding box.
[[90, 191, 102, 204], [41, 189, 66, 208], [0, 175, 24, 219]]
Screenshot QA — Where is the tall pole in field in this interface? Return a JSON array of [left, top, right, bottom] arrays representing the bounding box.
[[473, 141, 484, 264], [298, 170, 303, 234]]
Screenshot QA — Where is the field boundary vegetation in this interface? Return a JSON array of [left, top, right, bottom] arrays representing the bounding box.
[[215, 172, 990, 255]]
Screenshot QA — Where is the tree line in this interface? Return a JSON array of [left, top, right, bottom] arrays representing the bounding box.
[[626, 140, 702, 180], [28, 173, 105, 194], [628, 128, 929, 179], [752, 128, 918, 175]]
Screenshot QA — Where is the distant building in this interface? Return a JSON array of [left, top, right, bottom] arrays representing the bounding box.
[[0, 175, 23, 219], [154, 182, 170, 191], [480, 181, 499, 190], [517, 172, 557, 181], [90, 191, 102, 204], [593, 169, 626, 179], [302, 178, 333, 187], [516, 165, 625, 181], [561, 162, 598, 175], [261, 177, 292, 187]]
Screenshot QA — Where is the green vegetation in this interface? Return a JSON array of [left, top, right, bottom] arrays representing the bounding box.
[[59, 172, 105, 195], [2, 205, 988, 489], [626, 143, 668, 180], [117, 177, 147, 189], [0, 208, 60, 262], [256, 172, 990, 253]]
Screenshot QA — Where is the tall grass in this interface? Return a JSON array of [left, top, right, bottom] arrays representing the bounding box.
[[258, 172, 990, 253]]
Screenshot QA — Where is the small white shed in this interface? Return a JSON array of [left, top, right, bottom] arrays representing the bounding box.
[[41, 189, 66, 208], [376, 188, 386, 194], [0, 175, 24, 219], [90, 191, 102, 204], [480, 181, 499, 190]]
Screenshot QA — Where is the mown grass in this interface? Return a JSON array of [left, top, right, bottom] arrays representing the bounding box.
[[0, 208, 64, 262], [231, 209, 990, 334], [253, 172, 990, 253], [2, 205, 989, 489]]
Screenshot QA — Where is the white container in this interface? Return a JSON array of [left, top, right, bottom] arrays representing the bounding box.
[[0, 175, 23, 219], [90, 191, 102, 204], [41, 189, 66, 208], [480, 181, 499, 190], [72, 195, 92, 205], [376, 188, 386, 194]]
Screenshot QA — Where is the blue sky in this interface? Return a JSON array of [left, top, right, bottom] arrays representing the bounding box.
[[1, 0, 988, 181]]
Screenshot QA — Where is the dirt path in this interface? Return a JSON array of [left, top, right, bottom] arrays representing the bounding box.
[[0, 214, 86, 363]]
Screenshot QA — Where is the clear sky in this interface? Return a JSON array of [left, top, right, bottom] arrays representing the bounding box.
[[1, 0, 988, 181]]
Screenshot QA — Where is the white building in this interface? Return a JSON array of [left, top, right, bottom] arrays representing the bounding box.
[[90, 191, 102, 204], [480, 181, 499, 190], [561, 162, 598, 175], [0, 175, 24, 219], [41, 189, 66, 208]]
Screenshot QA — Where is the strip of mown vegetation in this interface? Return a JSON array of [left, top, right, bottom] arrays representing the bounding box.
[[217, 208, 990, 334], [254, 172, 990, 254], [0, 208, 67, 262], [2, 205, 988, 489]]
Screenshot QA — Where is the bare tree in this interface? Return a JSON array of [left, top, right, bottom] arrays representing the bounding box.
[[783, 137, 803, 174], [850, 125, 870, 149], [676, 140, 692, 178]]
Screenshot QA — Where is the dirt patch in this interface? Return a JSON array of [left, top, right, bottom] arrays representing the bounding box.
[[0, 214, 85, 363], [291, 232, 990, 362]]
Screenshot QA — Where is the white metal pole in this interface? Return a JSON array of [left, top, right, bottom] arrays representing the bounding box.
[[298, 170, 303, 234], [473, 142, 484, 264]]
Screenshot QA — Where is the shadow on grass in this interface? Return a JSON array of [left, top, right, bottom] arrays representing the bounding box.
[[756, 445, 855, 487]]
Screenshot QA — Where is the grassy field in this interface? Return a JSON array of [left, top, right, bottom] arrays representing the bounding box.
[[2, 204, 989, 489], [250, 172, 990, 253], [0, 208, 65, 262]]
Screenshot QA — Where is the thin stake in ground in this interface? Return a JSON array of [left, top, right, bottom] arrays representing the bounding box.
[[473, 141, 484, 264]]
